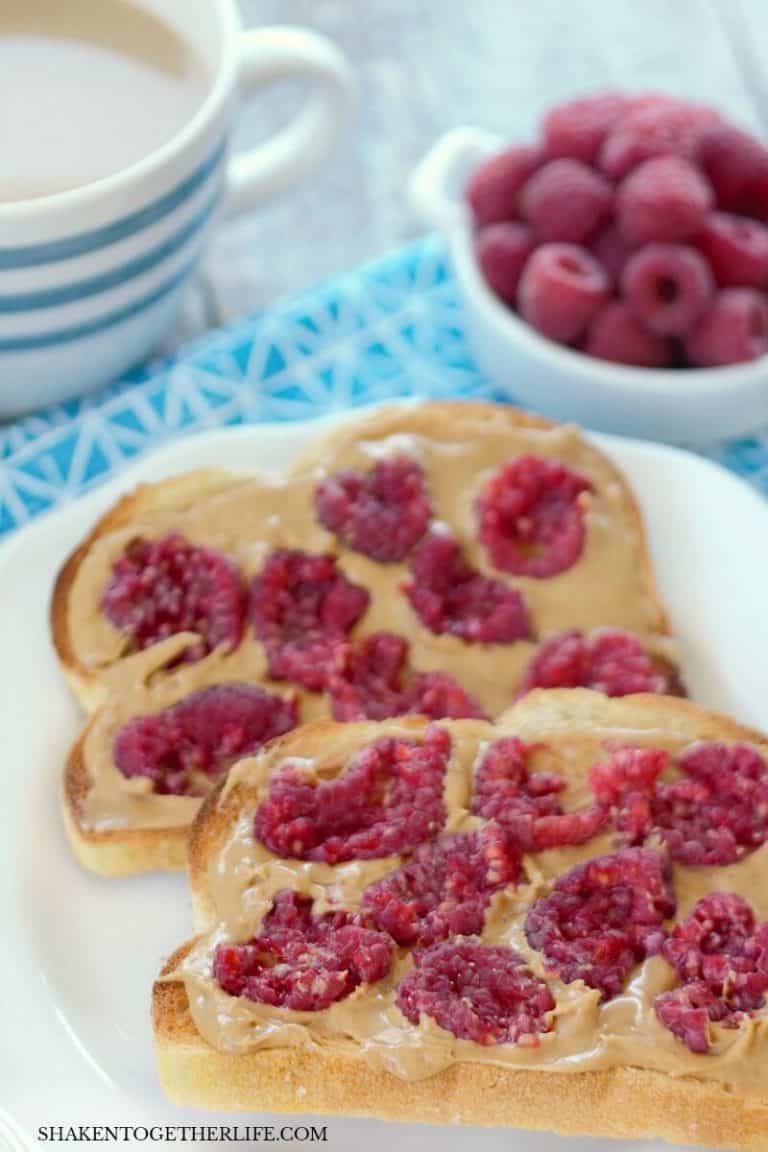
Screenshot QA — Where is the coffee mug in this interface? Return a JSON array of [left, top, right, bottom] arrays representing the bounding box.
[[0, 0, 353, 418]]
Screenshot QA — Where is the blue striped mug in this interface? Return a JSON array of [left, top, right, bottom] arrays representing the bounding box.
[[0, 0, 353, 417]]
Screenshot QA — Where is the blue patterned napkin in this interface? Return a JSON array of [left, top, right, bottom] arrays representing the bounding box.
[[0, 236, 765, 538]]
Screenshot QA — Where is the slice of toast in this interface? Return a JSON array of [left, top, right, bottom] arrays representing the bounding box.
[[152, 691, 768, 1148], [53, 401, 680, 874]]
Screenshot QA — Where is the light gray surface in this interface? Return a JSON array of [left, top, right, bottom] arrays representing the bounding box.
[[171, 0, 768, 345]]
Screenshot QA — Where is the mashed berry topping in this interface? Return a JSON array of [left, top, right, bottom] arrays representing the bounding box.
[[590, 742, 768, 865], [477, 456, 593, 578], [655, 893, 768, 1053], [250, 550, 369, 692], [404, 531, 531, 643], [473, 737, 607, 852], [314, 456, 431, 562], [525, 848, 675, 1000], [362, 824, 521, 946], [328, 632, 487, 722], [113, 684, 297, 796], [102, 533, 245, 661], [518, 628, 677, 697], [396, 941, 555, 1045], [253, 727, 450, 863], [213, 891, 393, 1010]]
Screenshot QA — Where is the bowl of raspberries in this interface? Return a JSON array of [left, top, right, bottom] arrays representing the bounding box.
[[409, 92, 768, 444]]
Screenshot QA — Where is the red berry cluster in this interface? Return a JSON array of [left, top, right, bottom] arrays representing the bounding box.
[[467, 92, 768, 368]]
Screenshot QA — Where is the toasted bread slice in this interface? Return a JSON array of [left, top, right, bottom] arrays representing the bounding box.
[[153, 691, 768, 1147]]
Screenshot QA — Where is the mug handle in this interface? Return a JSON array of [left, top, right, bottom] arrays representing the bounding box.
[[224, 26, 354, 217]]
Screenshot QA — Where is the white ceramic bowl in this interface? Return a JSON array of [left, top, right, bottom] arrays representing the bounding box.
[[410, 126, 768, 446]]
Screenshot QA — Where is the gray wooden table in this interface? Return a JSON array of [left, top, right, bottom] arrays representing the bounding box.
[[172, 0, 768, 347]]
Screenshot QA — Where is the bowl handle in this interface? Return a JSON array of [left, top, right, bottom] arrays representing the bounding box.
[[408, 127, 504, 231]]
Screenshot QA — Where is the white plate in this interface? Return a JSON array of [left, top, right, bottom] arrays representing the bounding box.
[[2, 411, 767, 1152]]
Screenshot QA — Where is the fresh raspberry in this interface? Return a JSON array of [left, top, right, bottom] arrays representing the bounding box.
[[328, 632, 487, 722], [525, 848, 675, 1000], [475, 222, 535, 304], [653, 742, 768, 865], [695, 123, 768, 215], [696, 213, 768, 288], [213, 891, 392, 1010], [591, 223, 631, 286], [519, 628, 677, 696], [314, 456, 431, 563], [253, 726, 450, 863], [477, 454, 592, 578], [362, 824, 521, 946], [622, 244, 713, 336], [518, 243, 609, 343], [583, 302, 670, 367], [520, 160, 612, 244], [473, 736, 607, 852], [466, 145, 542, 226], [655, 893, 768, 1053], [250, 550, 369, 692], [396, 942, 555, 1045], [617, 156, 713, 246], [600, 99, 721, 180], [102, 533, 245, 662], [113, 684, 298, 796], [686, 288, 768, 366], [404, 530, 531, 643], [542, 92, 629, 164]]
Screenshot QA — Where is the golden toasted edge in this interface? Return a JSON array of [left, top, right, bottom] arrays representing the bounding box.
[[62, 722, 190, 876], [50, 469, 247, 712], [150, 971, 768, 1147], [288, 400, 671, 637]]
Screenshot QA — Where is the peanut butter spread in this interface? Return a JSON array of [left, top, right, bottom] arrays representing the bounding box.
[[171, 711, 768, 1095], [67, 410, 676, 832]]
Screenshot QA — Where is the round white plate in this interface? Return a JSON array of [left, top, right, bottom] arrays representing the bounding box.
[[3, 411, 767, 1151]]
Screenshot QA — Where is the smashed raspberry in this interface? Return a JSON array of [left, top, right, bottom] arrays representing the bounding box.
[[473, 737, 607, 852], [591, 223, 631, 286], [543, 92, 629, 165], [686, 288, 768, 366], [518, 628, 676, 697], [404, 531, 531, 643], [525, 848, 675, 1000], [314, 456, 431, 563], [599, 99, 720, 180], [584, 302, 670, 368], [696, 123, 768, 216], [696, 212, 768, 289], [213, 891, 392, 1011], [475, 222, 535, 305], [113, 683, 297, 796], [250, 550, 369, 692], [102, 533, 245, 661], [328, 631, 487, 722], [520, 159, 612, 244], [589, 745, 669, 844], [362, 824, 521, 946], [396, 941, 555, 1045], [655, 893, 768, 1053], [518, 243, 609, 343], [653, 742, 768, 865], [477, 455, 592, 579], [253, 726, 450, 863], [622, 243, 713, 337], [617, 156, 713, 247], [466, 146, 542, 227]]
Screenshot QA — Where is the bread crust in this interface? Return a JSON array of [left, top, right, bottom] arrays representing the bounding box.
[[155, 692, 768, 1143], [62, 723, 189, 876]]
